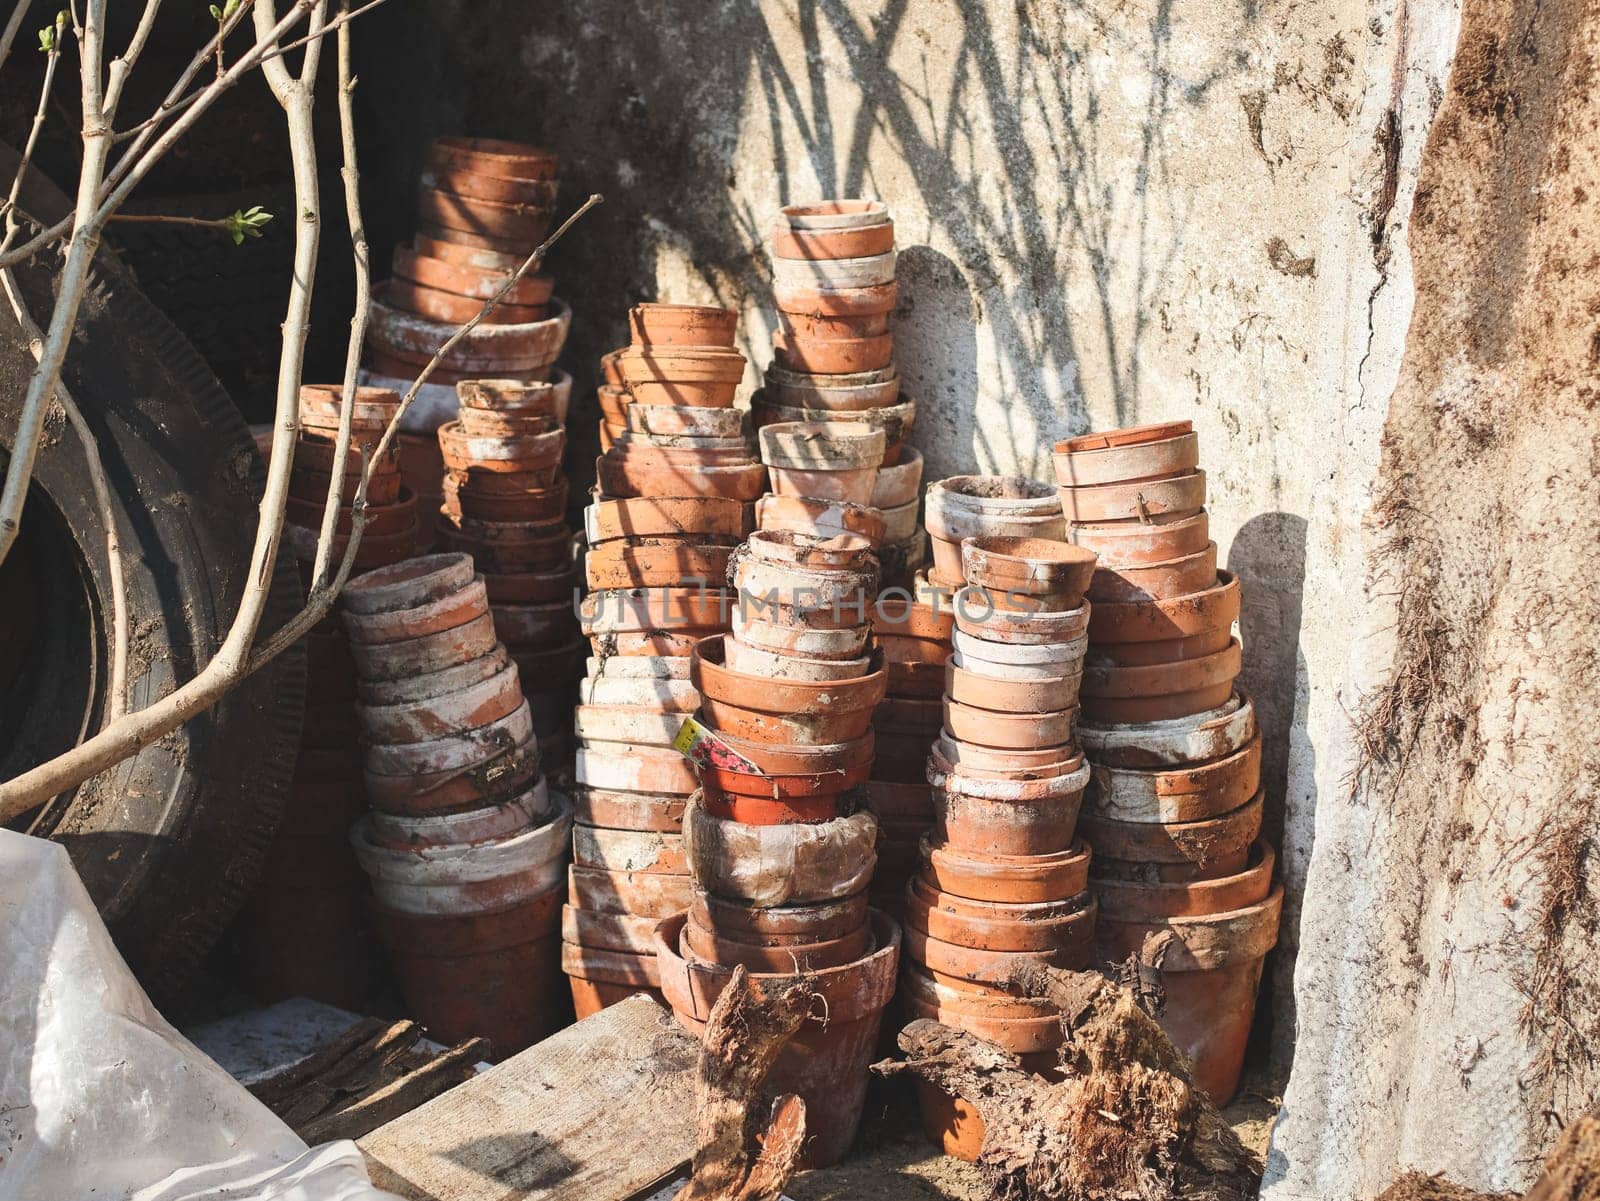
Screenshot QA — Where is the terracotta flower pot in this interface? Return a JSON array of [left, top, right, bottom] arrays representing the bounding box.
[[754, 494, 887, 544], [1079, 637, 1242, 723], [907, 877, 1095, 953], [372, 883, 566, 1059], [903, 906, 1095, 985], [571, 784, 688, 832], [351, 801, 570, 914], [603, 434, 756, 464], [482, 563, 581, 605], [455, 406, 560, 440], [561, 904, 661, 955], [573, 705, 684, 748], [1052, 428, 1199, 487], [1095, 882, 1283, 1103], [772, 250, 896, 290], [284, 486, 416, 540], [1094, 839, 1275, 921], [1058, 421, 1193, 453], [730, 610, 871, 659], [357, 642, 508, 705], [362, 735, 539, 816], [562, 940, 666, 1018], [343, 553, 475, 614], [580, 587, 733, 636], [364, 781, 549, 851], [682, 914, 870, 971], [1059, 470, 1207, 524], [597, 451, 768, 502], [925, 475, 1064, 579], [387, 276, 547, 326], [1083, 626, 1232, 668], [941, 699, 1077, 751], [692, 634, 887, 745], [750, 393, 914, 466], [368, 291, 570, 375], [949, 630, 1087, 683], [691, 887, 868, 943], [700, 725, 874, 778], [772, 330, 894, 375], [416, 183, 554, 244], [870, 446, 924, 509], [655, 909, 900, 1168], [697, 789, 853, 826], [571, 822, 688, 875], [683, 801, 878, 905], [1068, 510, 1211, 567], [627, 303, 738, 348], [410, 231, 521, 272], [617, 346, 747, 408], [1084, 732, 1262, 824], [392, 244, 553, 305], [771, 279, 898, 319], [443, 473, 567, 524], [567, 863, 694, 916], [944, 662, 1081, 715], [930, 764, 1089, 856], [428, 136, 559, 182], [458, 371, 571, 417], [362, 702, 534, 781], [438, 421, 565, 472], [723, 637, 870, 681], [623, 403, 746, 440], [1086, 542, 1217, 604], [585, 540, 736, 590], [921, 834, 1092, 904], [764, 363, 900, 410], [960, 535, 1098, 605], [775, 309, 890, 342], [1079, 791, 1263, 879], [757, 420, 886, 505], [1079, 690, 1256, 769], [1084, 571, 1240, 644], [575, 742, 699, 797], [772, 200, 893, 259], [585, 496, 753, 544], [345, 611, 499, 681], [357, 659, 523, 744]]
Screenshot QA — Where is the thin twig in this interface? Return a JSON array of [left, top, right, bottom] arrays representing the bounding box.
[[103, 0, 164, 113], [106, 213, 233, 229], [0, 0, 30, 76], [308, 0, 369, 591]]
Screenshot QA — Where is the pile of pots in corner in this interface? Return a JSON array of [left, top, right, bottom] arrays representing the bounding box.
[[340, 553, 573, 1059], [752, 200, 926, 585], [659, 529, 897, 1168], [232, 384, 415, 1007], [562, 303, 760, 1016], [1057, 420, 1280, 1106], [902, 531, 1100, 1161], [436, 376, 582, 766]]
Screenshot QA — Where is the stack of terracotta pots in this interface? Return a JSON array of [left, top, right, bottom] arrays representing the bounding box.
[[864, 596, 954, 916], [338, 553, 572, 1059], [562, 304, 759, 1017], [368, 137, 569, 387], [901, 532, 1100, 1159], [922, 475, 1066, 590], [751, 201, 926, 584], [1055, 420, 1281, 1105], [653, 533, 897, 1167], [232, 385, 416, 1006], [435, 377, 581, 766]]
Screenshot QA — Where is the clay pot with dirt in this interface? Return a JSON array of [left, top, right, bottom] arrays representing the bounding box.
[[692, 635, 887, 745], [1081, 790, 1263, 882], [960, 535, 1098, 607], [750, 394, 914, 465], [925, 475, 1066, 581], [757, 420, 886, 504], [683, 800, 879, 906], [755, 494, 887, 544], [627, 302, 739, 348], [764, 363, 901, 410]]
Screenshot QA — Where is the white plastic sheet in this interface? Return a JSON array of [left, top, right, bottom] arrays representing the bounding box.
[[0, 831, 399, 1201]]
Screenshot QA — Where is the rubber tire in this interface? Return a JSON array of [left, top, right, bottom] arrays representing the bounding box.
[[0, 145, 306, 1001]]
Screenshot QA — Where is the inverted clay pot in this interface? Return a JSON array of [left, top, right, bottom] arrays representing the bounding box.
[[656, 909, 900, 1167], [692, 634, 887, 745], [1052, 428, 1200, 487]]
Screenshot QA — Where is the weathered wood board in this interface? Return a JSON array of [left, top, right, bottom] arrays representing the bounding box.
[[358, 995, 700, 1201]]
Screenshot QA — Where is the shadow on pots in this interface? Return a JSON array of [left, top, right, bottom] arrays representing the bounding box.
[[1225, 509, 1309, 1081]]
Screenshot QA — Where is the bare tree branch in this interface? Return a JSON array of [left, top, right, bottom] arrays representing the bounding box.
[[0, 0, 30, 76]]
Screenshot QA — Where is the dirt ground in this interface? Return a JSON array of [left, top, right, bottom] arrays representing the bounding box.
[[786, 1070, 1282, 1201]]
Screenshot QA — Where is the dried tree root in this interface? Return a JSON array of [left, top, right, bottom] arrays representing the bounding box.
[[875, 963, 1260, 1201], [674, 965, 819, 1201]]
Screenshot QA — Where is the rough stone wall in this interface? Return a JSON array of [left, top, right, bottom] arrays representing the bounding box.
[[353, 0, 1460, 1077]]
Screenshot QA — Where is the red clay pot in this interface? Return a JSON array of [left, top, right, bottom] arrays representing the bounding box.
[[907, 878, 1095, 953], [754, 494, 887, 544], [763, 363, 900, 411], [570, 786, 687, 832], [580, 587, 733, 636], [1079, 638, 1242, 723], [772, 249, 896, 291], [1068, 510, 1211, 567], [288, 459, 401, 507], [627, 303, 738, 348], [729, 611, 870, 660], [1088, 542, 1218, 604], [585, 496, 753, 543], [387, 277, 547, 326], [345, 611, 498, 681], [903, 904, 1095, 985], [771, 278, 898, 319], [455, 406, 559, 440], [1085, 626, 1232, 667], [1095, 883, 1282, 1103], [428, 136, 559, 182], [1052, 428, 1199, 487], [750, 394, 912, 465], [368, 292, 569, 375], [698, 789, 852, 825], [693, 634, 887, 744], [361, 737, 539, 816], [944, 662, 1080, 715], [339, 575, 487, 645], [416, 184, 554, 244], [561, 904, 660, 956], [683, 802, 879, 906], [444, 473, 567, 523], [1085, 571, 1240, 644], [562, 941, 666, 1018], [941, 699, 1077, 751], [1079, 791, 1262, 877], [1095, 839, 1274, 921], [410, 232, 522, 272], [357, 661, 523, 744], [1058, 422, 1194, 454], [1059, 470, 1206, 524], [372, 884, 566, 1060], [567, 863, 694, 916], [772, 201, 893, 259], [586, 541, 736, 590], [682, 913, 871, 971], [438, 421, 564, 472], [925, 476, 1063, 580], [575, 743, 698, 798], [617, 347, 747, 408], [921, 835, 1091, 904], [960, 535, 1097, 603], [655, 909, 900, 1168], [439, 523, 571, 576], [1078, 691, 1256, 769], [691, 887, 868, 943], [772, 329, 894, 375], [571, 821, 688, 875], [930, 767, 1088, 856], [361, 702, 533, 780], [623, 404, 746, 440], [596, 451, 767, 502], [284, 487, 416, 539], [391, 245, 553, 306], [1084, 732, 1262, 824], [419, 163, 557, 206], [482, 564, 581, 605]]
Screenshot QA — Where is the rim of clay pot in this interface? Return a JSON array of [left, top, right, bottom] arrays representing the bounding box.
[[428, 136, 559, 180], [698, 787, 859, 826], [394, 243, 554, 301], [597, 454, 768, 501], [1080, 637, 1242, 699], [456, 372, 571, 416], [561, 904, 664, 956], [730, 609, 872, 659], [1078, 689, 1255, 768], [1077, 791, 1263, 865], [1083, 730, 1262, 824], [950, 626, 1087, 667], [482, 563, 582, 605], [298, 383, 400, 426], [908, 876, 1094, 945], [899, 964, 1062, 1052], [355, 641, 507, 706], [1052, 429, 1200, 488], [771, 279, 899, 318], [771, 219, 895, 264], [567, 862, 695, 917], [724, 637, 871, 682], [772, 329, 894, 375], [928, 753, 1089, 800], [960, 535, 1097, 599], [772, 249, 897, 289], [944, 662, 1081, 716], [751, 394, 916, 446], [572, 820, 688, 873], [870, 447, 924, 508], [925, 476, 1065, 543], [702, 728, 876, 778], [574, 738, 700, 796], [618, 345, 748, 379], [932, 735, 1078, 777], [585, 496, 753, 543], [692, 633, 887, 714], [902, 910, 1094, 984], [920, 833, 1091, 904], [561, 940, 664, 989], [1094, 839, 1275, 921], [627, 303, 739, 349], [343, 553, 476, 615], [1085, 570, 1240, 643], [744, 526, 877, 569], [369, 291, 572, 364], [779, 200, 891, 230], [439, 420, 565, 463], [1058, 470, 1207, 524], [682, 912, 872, 971], [940, 699, 1078, 751], [363, 699, 534, 775], [758, 420, 887, 470], [365, 779, 548, 850], [1096, 882, 1283, 973], [1057, 421, 1194, 454], [654, 909, 900, 1024], [691, 886, 869, 941], [755, 494, 887, 544]]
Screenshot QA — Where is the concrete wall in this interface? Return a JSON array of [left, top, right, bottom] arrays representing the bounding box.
[[356, 0, 1452, 1095]]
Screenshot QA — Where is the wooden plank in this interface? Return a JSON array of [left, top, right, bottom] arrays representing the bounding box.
[[357, 995, 700, 1201]]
